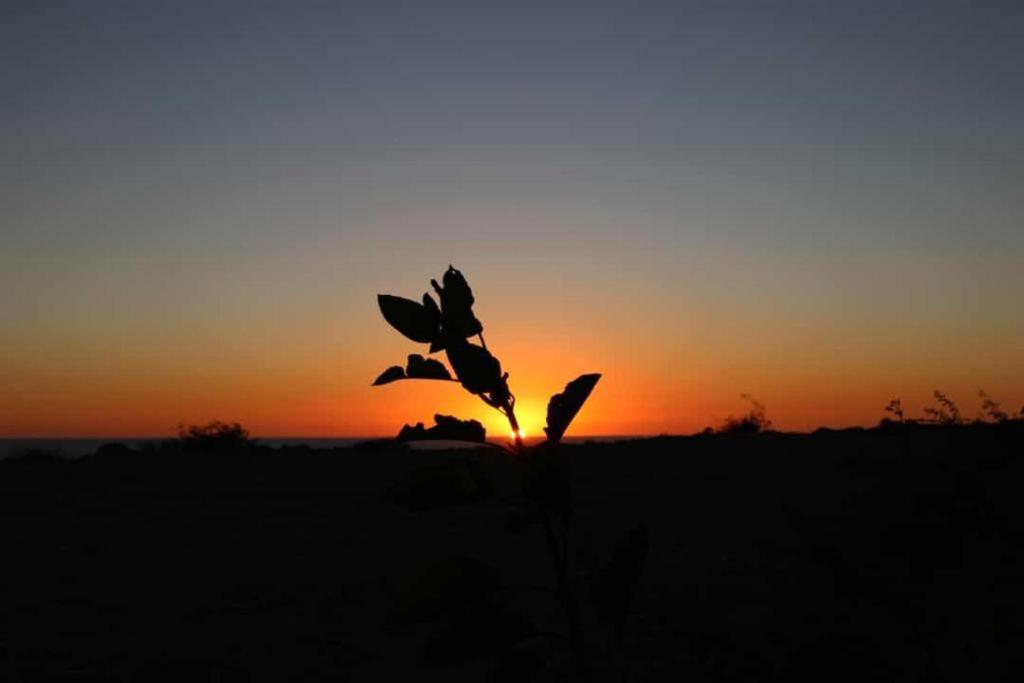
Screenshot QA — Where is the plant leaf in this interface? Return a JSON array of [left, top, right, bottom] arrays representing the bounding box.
[[423, 291, 441, 320], [397, 414, 486, 443], [431, 265, 484, 338], [544, 373, 601, 443], [429, 339, 446, 353], [378, 294, 439, 344], [374, 356, 453, 385], [445, 337, 502, 395], [406, 354, 452, 380], [372, 366, 406, 385]]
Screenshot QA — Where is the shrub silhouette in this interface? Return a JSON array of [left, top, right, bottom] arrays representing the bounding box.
[[884, 398, 906, 424], [719, 393, 771, 434], [175, 421, 253, 453], [923, 390, 962, 425], [373, 266, 648, 681], [882, 391, 1024, 427], [978, 389, 1009, 423]]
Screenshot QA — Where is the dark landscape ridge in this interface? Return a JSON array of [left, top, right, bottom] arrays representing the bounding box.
[[0, 434, 629, 459], [2, 421, 1023, 681]]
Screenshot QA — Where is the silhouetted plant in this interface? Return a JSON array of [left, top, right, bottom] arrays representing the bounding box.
[[977, 389, 1009, 423], [884, 398, 906, 424], [923, 390, 962, 425], [175, 421, 252, 453], [374, 266, 645, 682], [374, 266, 524, 447], [719, 393, 771, 434], [374, 265, 598, 451]]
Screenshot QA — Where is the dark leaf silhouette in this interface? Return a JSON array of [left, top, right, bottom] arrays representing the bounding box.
[[422, 291, 441, 319], [445, 337, 502, 395], [406, 354, 452, 380], [397, 414, 486, 443], [431, 265, 483, 338], [423, 294, 446, 352], [372, 365, 407, 385], [592, 525, 649, 638], [378, 294, 439, 344], [544, 373, 601, 443], [372, 355, 453, 385]]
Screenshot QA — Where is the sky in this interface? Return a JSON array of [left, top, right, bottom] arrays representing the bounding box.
[[2, 0, 1023, 438]]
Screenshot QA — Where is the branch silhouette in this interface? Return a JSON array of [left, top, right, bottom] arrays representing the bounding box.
[[374, 265, 600, 450]]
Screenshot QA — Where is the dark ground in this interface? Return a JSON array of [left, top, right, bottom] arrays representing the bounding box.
[[2, 423, 1023, 681]]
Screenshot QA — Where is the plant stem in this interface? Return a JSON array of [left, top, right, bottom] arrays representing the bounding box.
[[496, 382, 585, 678], [506, 404, 524, 453], [542, 512, 589, 682]]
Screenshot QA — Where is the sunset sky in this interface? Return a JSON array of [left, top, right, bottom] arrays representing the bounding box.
[[3, 1, 1023, 438]]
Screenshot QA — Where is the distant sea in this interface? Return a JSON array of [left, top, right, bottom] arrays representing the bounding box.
[[0, 435, 632, 460]]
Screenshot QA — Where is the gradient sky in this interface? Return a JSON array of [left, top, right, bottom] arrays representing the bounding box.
[[3, 0, 1023, 437]]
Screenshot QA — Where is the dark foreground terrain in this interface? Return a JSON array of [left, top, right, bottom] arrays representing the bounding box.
[[2, 424, 1023, 681]]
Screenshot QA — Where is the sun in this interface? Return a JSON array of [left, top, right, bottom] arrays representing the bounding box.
[[510, 428, 527, 440]]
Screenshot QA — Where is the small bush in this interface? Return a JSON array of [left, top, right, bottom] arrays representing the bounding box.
[[977, 390, 1009, 423], [175, 421, 253, 454], [923, 391, 962, 425], [883, 398, 905, 424], [719, 394, 771, 434]]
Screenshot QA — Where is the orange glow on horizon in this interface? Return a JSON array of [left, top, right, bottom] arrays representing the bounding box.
[[2, 265, 1022, 439]]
